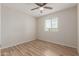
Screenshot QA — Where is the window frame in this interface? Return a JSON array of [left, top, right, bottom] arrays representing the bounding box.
[[44, 17, 58, 32]]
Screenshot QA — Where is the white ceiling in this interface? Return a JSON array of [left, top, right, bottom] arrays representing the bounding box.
[[3, 3, 77, 17]]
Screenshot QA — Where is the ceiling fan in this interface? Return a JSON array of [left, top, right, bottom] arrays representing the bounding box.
[[31, 3, 53, 13]]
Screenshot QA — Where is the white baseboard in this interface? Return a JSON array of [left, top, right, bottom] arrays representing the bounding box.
[[38, 39, 77, 49], [1, 39, 36, 49]]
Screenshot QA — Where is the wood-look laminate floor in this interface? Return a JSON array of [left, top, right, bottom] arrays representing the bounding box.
[[0, 39, 78, 56]]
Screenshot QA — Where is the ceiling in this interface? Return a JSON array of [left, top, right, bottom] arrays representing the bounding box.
[[3, 3, 77, 18]]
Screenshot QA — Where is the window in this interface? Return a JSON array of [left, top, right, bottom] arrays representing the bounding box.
[[45, 17, 58, 32]]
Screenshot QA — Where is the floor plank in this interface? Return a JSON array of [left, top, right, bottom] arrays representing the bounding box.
[[1, 39, 78, 56]]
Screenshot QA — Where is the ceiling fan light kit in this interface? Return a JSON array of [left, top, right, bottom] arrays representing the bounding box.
[[39, 7, 44, 11], [31, 3, 53, 13]]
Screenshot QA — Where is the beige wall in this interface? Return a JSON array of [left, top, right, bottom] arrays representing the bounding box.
[[77, 4, 79, 53], [0, 4, 1, 48], [1, 5, 36, 48], [37, 6, 77, 48]]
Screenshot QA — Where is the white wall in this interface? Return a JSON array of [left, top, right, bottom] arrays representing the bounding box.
[[77, 4, 79, 53], [0, 4, 1, 48], [1, 5, 36, 48], [37, 6, 77, 48]]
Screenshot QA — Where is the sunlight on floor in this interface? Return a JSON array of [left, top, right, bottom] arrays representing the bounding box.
[[44, 49, 58, 56]]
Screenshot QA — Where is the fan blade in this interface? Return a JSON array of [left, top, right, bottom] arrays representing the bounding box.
[[35, 3, 47, 7], [31, 7, 39, 10], [44, 6, 53, 9]]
